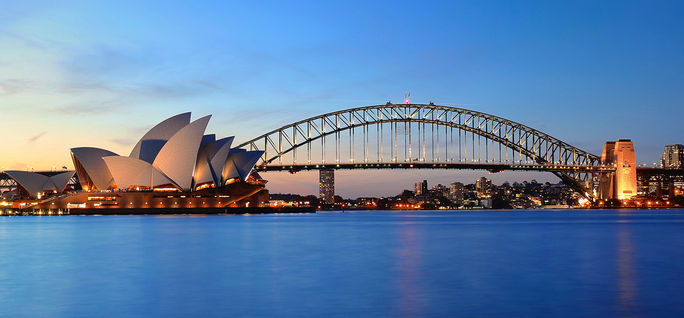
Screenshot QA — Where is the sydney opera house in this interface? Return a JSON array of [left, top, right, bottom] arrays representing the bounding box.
[[2, 113, 267, 212]]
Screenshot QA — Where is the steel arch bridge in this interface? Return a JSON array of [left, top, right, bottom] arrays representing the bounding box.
[[236, 103, 612, 199]]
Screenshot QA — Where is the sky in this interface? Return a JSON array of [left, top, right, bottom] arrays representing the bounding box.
[[1, 0, 683, 197]]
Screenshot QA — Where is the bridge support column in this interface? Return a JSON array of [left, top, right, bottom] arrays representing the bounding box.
[[599, 139, 637, 201]]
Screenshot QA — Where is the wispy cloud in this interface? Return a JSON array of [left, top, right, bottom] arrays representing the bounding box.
[[110, 138, 135, 147], [26, 131, 46, 143], [49, 80, 220, 116], [51, 99, 127, 115], [0, 79, 36, 96], [196, 80, 222, 90]]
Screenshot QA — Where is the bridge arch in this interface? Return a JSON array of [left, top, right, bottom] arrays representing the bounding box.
[[236, 103, 603, 198]]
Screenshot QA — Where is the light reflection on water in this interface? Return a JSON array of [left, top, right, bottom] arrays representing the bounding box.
[[617, 221, 638, 317], [396, 220, 425, 317], [0, 209, 683, 317]]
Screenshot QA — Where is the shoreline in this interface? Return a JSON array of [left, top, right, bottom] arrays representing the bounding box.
[[0, 206, 316, 216]]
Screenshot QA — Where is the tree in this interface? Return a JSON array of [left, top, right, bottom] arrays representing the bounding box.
[[492, 197, 512, 209], [303, 195, 319, 206], [377, 198, 391, 209], [399, 190, 414, 198], [672, 196, 684, 207]]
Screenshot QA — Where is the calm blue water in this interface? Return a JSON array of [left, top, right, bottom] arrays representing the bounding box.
[[1, 210, 684, 317]]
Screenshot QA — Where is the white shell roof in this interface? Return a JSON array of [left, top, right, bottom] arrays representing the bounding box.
[[210, 137, 235, 184], [153, 115, 211, 191], [129, 112, 191, 163], [221, 148, 245, 183], [42, 181, 58, 191], [5, 170, 75, 198], [50, 171, 76, 192], [103, 156, 175, 189], [71, 147, 119, 190], [70, 112, 262, 192], [193, 142, 218, 187], [201, 134, 216, 146], [193, 136, 235, 188], [222, 150, 264, 182], [5, 171, 49, 197]]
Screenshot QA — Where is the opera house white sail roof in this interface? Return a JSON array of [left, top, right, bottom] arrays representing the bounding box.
[[71, 147, 118, 190], [152, 115, 211, 190], [101, 156, 175, 190], [4, 170, 75, 198], [129, 112, 191, 163], [69, 112, 263, 192]]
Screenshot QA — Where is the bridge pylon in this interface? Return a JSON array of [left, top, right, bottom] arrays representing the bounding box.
[[598, 139, 637, 201]]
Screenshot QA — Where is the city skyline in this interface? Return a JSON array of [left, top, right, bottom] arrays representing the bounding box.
[[2, 0, 683, 197]]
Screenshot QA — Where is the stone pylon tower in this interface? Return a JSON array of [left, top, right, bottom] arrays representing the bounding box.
[[599, 139, 637, 200]]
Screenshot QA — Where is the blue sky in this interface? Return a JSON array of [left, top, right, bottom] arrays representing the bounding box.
[[1, 0, 682, 197]]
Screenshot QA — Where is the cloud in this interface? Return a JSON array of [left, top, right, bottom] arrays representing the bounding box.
[[26, 131, 46, 143], [0, 84, 13, 96], [51, 99, 126, 115], [130, 82, 212, 99], [0, 79, 32, 96], [58, 45, 150, 80], [110, 138, 135, 147], [0, 42, 220, 117], [196, 80, 222, 90], [49, 80, 219, 116]]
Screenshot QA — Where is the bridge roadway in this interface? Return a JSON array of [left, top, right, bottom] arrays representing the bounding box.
[[635, 167, 684, 177], [255, 162, 618, 173], [4, 168, 681, 181]]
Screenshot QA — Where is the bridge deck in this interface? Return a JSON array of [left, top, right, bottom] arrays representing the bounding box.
[[256, 162, 617, 173]]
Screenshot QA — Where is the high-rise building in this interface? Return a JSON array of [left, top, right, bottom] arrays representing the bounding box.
[[414, 180, 428, 196], [476, 177, 492, 196], [661, 144, 684, 169], [319, 169, 335, 204], [431, 184, 448, 197], [449, 182, 464, 203]]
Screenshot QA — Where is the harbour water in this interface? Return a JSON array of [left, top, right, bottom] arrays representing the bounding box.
[[1, 210, 683, 317]]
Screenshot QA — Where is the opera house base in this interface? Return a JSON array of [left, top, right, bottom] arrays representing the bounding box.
[[61, 206, 315, 215], [1, 182, 317, 215], [0, 206, 315, 216]]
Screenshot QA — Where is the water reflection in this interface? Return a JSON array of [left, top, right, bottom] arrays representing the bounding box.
[[395, 221, 425, 317], [2, 211, 683, 317], [617, 220, 639, 316]]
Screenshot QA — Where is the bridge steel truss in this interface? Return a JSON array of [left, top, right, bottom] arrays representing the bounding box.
[[236, 103, 606, 199], [0, 173, 17, 193]]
